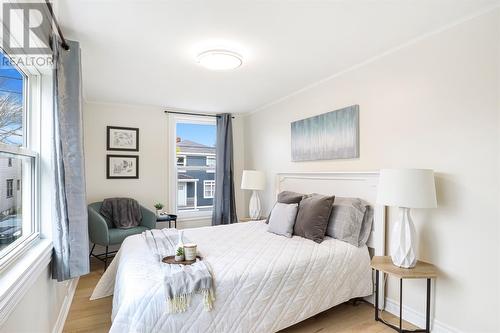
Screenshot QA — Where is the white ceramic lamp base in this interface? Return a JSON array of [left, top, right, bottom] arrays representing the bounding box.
[[390, 207, 417, 268], [248, 190, 261, 220]]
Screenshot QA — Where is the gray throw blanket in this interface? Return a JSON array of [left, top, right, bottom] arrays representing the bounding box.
[[143, 229, 215, 313], [100, 198, 142, 229]]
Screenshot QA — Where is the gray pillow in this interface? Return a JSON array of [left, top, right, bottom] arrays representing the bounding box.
[[326, 197, 370, 247], [293, 194, 335, 243], [277, 191, 304, 204], [358, 205, 374, 247], [266, 191, 304, 223], [267, 202, 299, 238]]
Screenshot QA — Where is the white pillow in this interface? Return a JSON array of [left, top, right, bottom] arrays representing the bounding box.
[[267, 202, 299, 238]]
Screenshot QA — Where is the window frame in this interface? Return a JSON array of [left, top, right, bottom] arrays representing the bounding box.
[[0, 11, 56, 324], [203, 180, 215, 199], [6, 178, 13, 198], [168, 113, 216, 221], [175, 154, 187, 166], [206, 156, 215, 168], [0, 145, 39, 269], [0, 48, 42, 271]]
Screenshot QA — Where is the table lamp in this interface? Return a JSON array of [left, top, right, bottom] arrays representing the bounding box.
[[241, 170, 265, 220], [376, 169, 437, 268]]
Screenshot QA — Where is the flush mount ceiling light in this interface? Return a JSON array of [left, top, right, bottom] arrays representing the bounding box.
[[196, 50, 243, 71]]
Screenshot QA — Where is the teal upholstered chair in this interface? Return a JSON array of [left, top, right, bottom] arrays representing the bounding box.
[[88, 201, 156, 268]]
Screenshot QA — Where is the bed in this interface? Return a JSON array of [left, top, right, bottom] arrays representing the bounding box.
[[92, 172, 386, 333]]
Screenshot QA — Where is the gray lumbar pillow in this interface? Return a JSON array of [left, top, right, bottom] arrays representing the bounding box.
[[326, 197, 371, 247], [267, 202, 299, 238], [293, 194, 335, 243]]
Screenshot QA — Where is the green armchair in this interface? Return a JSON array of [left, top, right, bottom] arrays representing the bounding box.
[[88, 201, 156, 268]]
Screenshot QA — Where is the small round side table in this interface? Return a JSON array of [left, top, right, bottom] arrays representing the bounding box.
[[156, 214, 177, 228], [371, 256, 438, 333]]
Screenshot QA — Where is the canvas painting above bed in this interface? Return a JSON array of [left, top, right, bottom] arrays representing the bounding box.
[[291, 105, 360, 161]]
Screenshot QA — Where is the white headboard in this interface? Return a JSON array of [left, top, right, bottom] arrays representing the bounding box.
[[276, 172, 386, 306]]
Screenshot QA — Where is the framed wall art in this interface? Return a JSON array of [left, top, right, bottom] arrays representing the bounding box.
[[107, 126, 139, 151], [106, 155, 139, 179]]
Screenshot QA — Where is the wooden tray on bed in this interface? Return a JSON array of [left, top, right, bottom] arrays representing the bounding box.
[[162, 255, 202, 265]]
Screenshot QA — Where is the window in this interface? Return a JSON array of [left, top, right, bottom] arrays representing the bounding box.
[[170, 115, 216, 216], [176, 155, 186, 167], [6, 179, 13, 198], [203, 180, 215, 199], [0, 49, 38, 262], [206, 156, 215, 168]]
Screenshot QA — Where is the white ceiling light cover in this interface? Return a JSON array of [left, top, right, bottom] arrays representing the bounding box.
[[197, 50, 243, 71]]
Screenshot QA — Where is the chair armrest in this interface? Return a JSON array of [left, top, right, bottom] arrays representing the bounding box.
[[140, 206, 157, 230], [88, 207, 110, 245]]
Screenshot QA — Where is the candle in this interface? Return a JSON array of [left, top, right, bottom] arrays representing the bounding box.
[[184, 243, 197, 261]]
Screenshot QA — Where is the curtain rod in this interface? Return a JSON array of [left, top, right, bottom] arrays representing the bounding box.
[[45, 0, 70, 51], [164, 110, 235, 119]]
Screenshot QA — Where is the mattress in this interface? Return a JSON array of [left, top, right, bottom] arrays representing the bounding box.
[[93, 221, 372, 333]]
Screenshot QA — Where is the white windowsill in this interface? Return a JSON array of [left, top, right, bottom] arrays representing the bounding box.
[[0, 238, 53, 326], [177, 212, 213, 222]]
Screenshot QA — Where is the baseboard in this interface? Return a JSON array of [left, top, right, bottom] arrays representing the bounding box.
[[384, 298, 462, 333], [52, 277, 79, 333]]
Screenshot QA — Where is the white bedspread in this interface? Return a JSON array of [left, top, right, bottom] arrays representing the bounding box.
[[93, 221, 372, 333]]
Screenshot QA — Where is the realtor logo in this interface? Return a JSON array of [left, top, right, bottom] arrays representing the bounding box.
[[2, 2, 52, 55]]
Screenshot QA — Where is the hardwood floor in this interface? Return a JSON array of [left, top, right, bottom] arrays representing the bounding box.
[[63, 258, 413, 333], [63, 259, 112, 333]]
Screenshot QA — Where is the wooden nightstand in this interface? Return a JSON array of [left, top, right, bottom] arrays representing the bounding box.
[[239, 217, 265, 222], [371, 256, 438, 333]]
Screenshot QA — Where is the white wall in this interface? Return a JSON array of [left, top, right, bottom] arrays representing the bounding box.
[[0, 267, 71, 333], [83, 102, 246, 228], [244, 9, 499, 333]]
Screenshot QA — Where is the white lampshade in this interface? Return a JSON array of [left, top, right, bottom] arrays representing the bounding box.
[[241, 170, 265, 190], [377, 169, 437, 209]]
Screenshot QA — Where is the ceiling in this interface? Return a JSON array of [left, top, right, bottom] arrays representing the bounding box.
[[58, 0, 499, 113]]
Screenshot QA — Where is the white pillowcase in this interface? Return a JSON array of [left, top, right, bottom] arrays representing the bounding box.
[[267, 202, 299, 238]]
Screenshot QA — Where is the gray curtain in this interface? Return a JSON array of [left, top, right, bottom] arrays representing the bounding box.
[[212, 114, 238, 225], [52, 38, 90, 281]]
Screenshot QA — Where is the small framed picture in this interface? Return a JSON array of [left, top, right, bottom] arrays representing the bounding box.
[[106, 155, 139, 179], [107, 126, 139, 151]]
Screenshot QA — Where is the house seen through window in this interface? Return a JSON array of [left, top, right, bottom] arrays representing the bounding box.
[[175, 120, 216, 213]]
